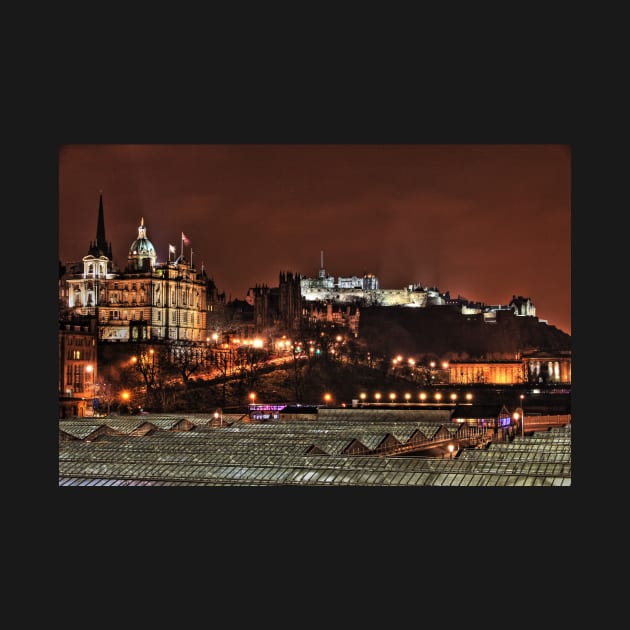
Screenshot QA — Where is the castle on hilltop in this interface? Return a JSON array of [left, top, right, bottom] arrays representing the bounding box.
[[296, 249, 537, 322]]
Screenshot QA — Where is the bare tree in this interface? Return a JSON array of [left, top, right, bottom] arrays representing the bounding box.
[[288, 341, 306, 404], [129, 343, 175, 411], [213, 347, 234, 408], [170, 340, 211, 388], [235, 345, 268, 391]]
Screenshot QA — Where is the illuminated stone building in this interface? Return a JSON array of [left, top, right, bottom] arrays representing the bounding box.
[[61, 193, 208, 344], [298, 253, 545, 325], [522, 350, 571, 384], [58, 316, 98, 417], [447, 360, 526, 385], [446, 350, 572, 386]]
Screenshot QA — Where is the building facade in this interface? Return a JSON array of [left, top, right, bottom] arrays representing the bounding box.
[[61, 195, 209, 344], [58, 317, 98, 417]]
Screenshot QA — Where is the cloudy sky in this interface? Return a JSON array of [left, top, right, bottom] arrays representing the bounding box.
[[58, 144, 571, 334]]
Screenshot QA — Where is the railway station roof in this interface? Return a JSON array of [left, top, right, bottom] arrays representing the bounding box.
[[58, 411, 571, 487]]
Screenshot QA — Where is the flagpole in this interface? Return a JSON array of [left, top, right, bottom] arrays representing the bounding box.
[[191, 249, 194, 268], [181, 232, 184, 258]]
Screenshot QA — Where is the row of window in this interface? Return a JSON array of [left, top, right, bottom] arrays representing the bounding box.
[[104, 310, 201, 325], [64, 337, 95, 347], [65, 364, 93, 386], [68, 350, 94, 360]]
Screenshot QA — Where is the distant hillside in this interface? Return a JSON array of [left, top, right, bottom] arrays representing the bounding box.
[[359, 305, 571, 359]]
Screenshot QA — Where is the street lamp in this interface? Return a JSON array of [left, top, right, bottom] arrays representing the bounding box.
[[359, 392, 367, 405], [513, 411, 521, 439], [519, 394, 525, 437], [389, 392, 396, 402], [324, 393, 332, 406], [120, 390, 130, 414], [249, 392, 257, 406], [447, 443, 455, 459], [375, 392, 381, 402]]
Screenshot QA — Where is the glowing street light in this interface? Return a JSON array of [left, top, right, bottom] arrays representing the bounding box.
[[375, 392, 381, 402], [450, 393, 457, 403], [447, 443, 455, 459], [435, 392, 442, 401], [389, 393, 396, 402], [249, 392, 257, 405], [419, 392, 427, 402], [324, 393, 332, 406], [513, 411, 521, 439], [404, 393, 411, 402], [120, 390, 130, 414]]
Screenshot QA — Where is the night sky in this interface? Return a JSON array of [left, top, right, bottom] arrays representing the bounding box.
[[58, 144, 571, 335]]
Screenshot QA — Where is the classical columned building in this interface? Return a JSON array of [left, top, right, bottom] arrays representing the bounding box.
[[447, 360, 526, 385], [522, 350, 572, 385], [446, 351, 571, 386]]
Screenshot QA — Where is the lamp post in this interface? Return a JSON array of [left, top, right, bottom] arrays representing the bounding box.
[[520, 394, 525, 437], [447, 443, 455, 459], [120, 390, 130, 415], [512, 411, 520, 441]]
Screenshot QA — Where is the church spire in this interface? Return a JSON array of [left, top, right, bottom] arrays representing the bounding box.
[[96, 191, 107, 249], [88, 190, 113, 259]]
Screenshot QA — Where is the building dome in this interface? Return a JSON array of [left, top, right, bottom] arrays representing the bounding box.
[[127, 217, 157, 271]]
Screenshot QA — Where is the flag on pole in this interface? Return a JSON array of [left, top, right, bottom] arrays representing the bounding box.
[[169, 244, 176, 254], [182, 232, 191, 246]]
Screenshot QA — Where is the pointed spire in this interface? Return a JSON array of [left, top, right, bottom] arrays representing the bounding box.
[[96, 190, 106, 249], [88, 190, 113, 259]]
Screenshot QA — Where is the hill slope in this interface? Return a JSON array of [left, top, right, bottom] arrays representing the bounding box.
[[358, 305, 571, 358]]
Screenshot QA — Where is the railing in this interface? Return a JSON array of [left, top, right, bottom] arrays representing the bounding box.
[[524, 414, 571, 431]]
